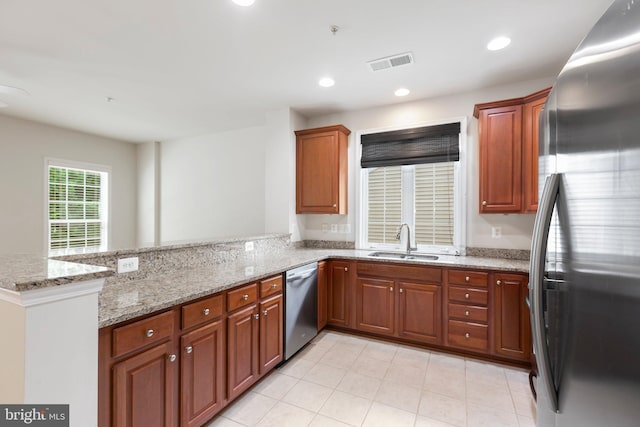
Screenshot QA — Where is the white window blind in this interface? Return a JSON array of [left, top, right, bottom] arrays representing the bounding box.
[[48, 164, 108, 253], [367, 166, 402, 244], [415, 162, 454, 246]]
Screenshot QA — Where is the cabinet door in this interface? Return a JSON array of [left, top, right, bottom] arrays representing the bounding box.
[[180, 319, 226, 427], [493, 273, 532, 361], [398, 281, 442, 344], [523, 96, 547, 213], [259, 294, 283, 375], [327, 261, 351, 327], [356, 277, 395, 336], [317, 261, 328, 331], [478, 105, 523, 213], [113, 341, 177, 427], [296, 131, 340, 213], [227, 304, 259, 401]]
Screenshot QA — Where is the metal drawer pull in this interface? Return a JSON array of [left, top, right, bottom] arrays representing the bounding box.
[[344, 267, 348, 271], [263, 310, 268, 316], [465, 276, 470, 282], [242, 294, 249, 301], [254, 314, 260, 320], [464, 293, 470, 299], [465, 311, 470, 316], [399, 288, 404, 293], [185, 346, 193, 354], [482, 200, 487, 206], [146, 329, 154, 338], [203, 308, 210, 316], [271, 283, 278, 289], [168, 354, 177, 362], [465, 333, 470, 339], [390, 287, 393, 292], [497, 280, 502, 285]]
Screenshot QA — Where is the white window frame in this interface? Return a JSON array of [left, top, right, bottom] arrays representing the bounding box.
[[355, 117, 467, 255], [44, 158, 111, 256]]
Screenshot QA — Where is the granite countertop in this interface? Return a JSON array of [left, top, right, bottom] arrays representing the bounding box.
[[99, 248, 529, 327], [0, 254, 114, 292]]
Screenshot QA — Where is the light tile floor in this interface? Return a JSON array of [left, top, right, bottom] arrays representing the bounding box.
[[207, 331, 536, 427]]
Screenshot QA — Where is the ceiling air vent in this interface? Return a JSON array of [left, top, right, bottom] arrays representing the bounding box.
[[367, 52, 414, 72]]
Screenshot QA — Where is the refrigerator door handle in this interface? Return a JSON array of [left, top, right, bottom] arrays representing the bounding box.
[[530, 173, 560, 413]]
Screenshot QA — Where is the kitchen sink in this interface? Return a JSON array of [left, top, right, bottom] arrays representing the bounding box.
[[367, 251, 438, 261]]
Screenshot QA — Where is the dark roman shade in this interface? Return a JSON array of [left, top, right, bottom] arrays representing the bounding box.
[[361, 122, 460, 168]]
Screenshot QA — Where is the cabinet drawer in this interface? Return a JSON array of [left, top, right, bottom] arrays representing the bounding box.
[[448, 286, 488, 305], [112, 311, 175, 358], [182, 294, 224, 330], [448, 303, 488, 323], [260, 275, 283, 298], [448, 270, 488, 287], [227, 283, 258, 312], [448, 320, 488, 352]]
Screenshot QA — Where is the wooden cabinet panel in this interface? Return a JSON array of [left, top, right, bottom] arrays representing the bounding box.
[[493, 273, 532, 361], [356, 277, 395, 336], [112, 341, 176, 427], [448, 303, 488, 323], [227, 304, 259, 401], [259, 294, 283, 374], [448, 270, 488, 287], [448, 286, 488, 305], [112, 310, 175, 358], [227, 283, 258, 312], [295, 125, 350, 214], [317, 260, 328, 331], [180, 319, 226, 427], [182, 294, 224, 330], [398, 281, 442, 344], [327, 261, 351, 327], [523, 95, 547, 212], [478, 105, 523, 213], [448, 320, 489, 352], [259, 275, 283, 298]]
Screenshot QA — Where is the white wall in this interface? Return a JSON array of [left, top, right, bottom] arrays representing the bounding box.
[[160, 125, 268, 242], [0, 114, 137, 255], [304, 77, 555, 250], [136, 141, 160, 247]]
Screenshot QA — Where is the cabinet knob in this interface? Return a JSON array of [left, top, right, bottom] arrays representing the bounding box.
[[271, 283, 278, 289], [203, 308, 210, 316], [168, 354, 177, 362], [263, 310, 268, 316], [465, 276, 470, 282], [465, 333, 470, 339], [482, 200, 487, 206], [399, 288, 404, 293], [497, 280, 502, 286], [254, 313, 260, 320], [344, 267, 348, 272], [465, 311, 470, 316], [464, 293, 470, 299], [390, 287, 393, 292], [185, 346, 193, 354], [243, 294, 249, 301], [333, 204, 337, 208], [146, 329, 154, 338]]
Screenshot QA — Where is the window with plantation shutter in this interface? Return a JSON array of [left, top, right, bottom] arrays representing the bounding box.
[[47, 160, 109, 254], [360, 121, 464, 254]]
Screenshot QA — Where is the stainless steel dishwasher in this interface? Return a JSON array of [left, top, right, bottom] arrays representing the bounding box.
[[284, 262, 318, 360]]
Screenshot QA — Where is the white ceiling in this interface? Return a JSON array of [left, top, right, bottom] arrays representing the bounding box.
[[0, 0, 613, 143]]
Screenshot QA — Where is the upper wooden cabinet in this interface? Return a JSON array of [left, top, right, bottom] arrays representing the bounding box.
[[474, 88, 551, 214], [295, 125, 351, 214]]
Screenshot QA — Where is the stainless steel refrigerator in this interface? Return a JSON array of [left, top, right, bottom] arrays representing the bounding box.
[[530, 1, 640, 426]]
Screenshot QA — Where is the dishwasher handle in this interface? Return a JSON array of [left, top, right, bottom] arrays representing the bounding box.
[[287, 270, 316, 282]]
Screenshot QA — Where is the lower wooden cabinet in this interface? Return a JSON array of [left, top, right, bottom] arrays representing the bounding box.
[[180, 319, 225, 427], [112, 341, 177, 427], [398, 281, 442, 344], [227, 304, 259, 401], [493, 273, 531, 361], [356, 277, 395, 336], [327, 261, 352, 327], [259, 294, 283, 373]]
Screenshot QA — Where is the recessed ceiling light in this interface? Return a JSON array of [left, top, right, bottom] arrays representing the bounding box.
[[394, 88, 410, 97], [232, 0, 255, 6], [318, 77, 335, 88], [487, 36, 511, 51]]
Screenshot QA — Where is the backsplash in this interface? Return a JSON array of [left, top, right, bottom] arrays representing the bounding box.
[[55, 234, 293, 284]]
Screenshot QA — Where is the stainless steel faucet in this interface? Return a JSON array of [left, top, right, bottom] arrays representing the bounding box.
[[396, 223, 417, 254]]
